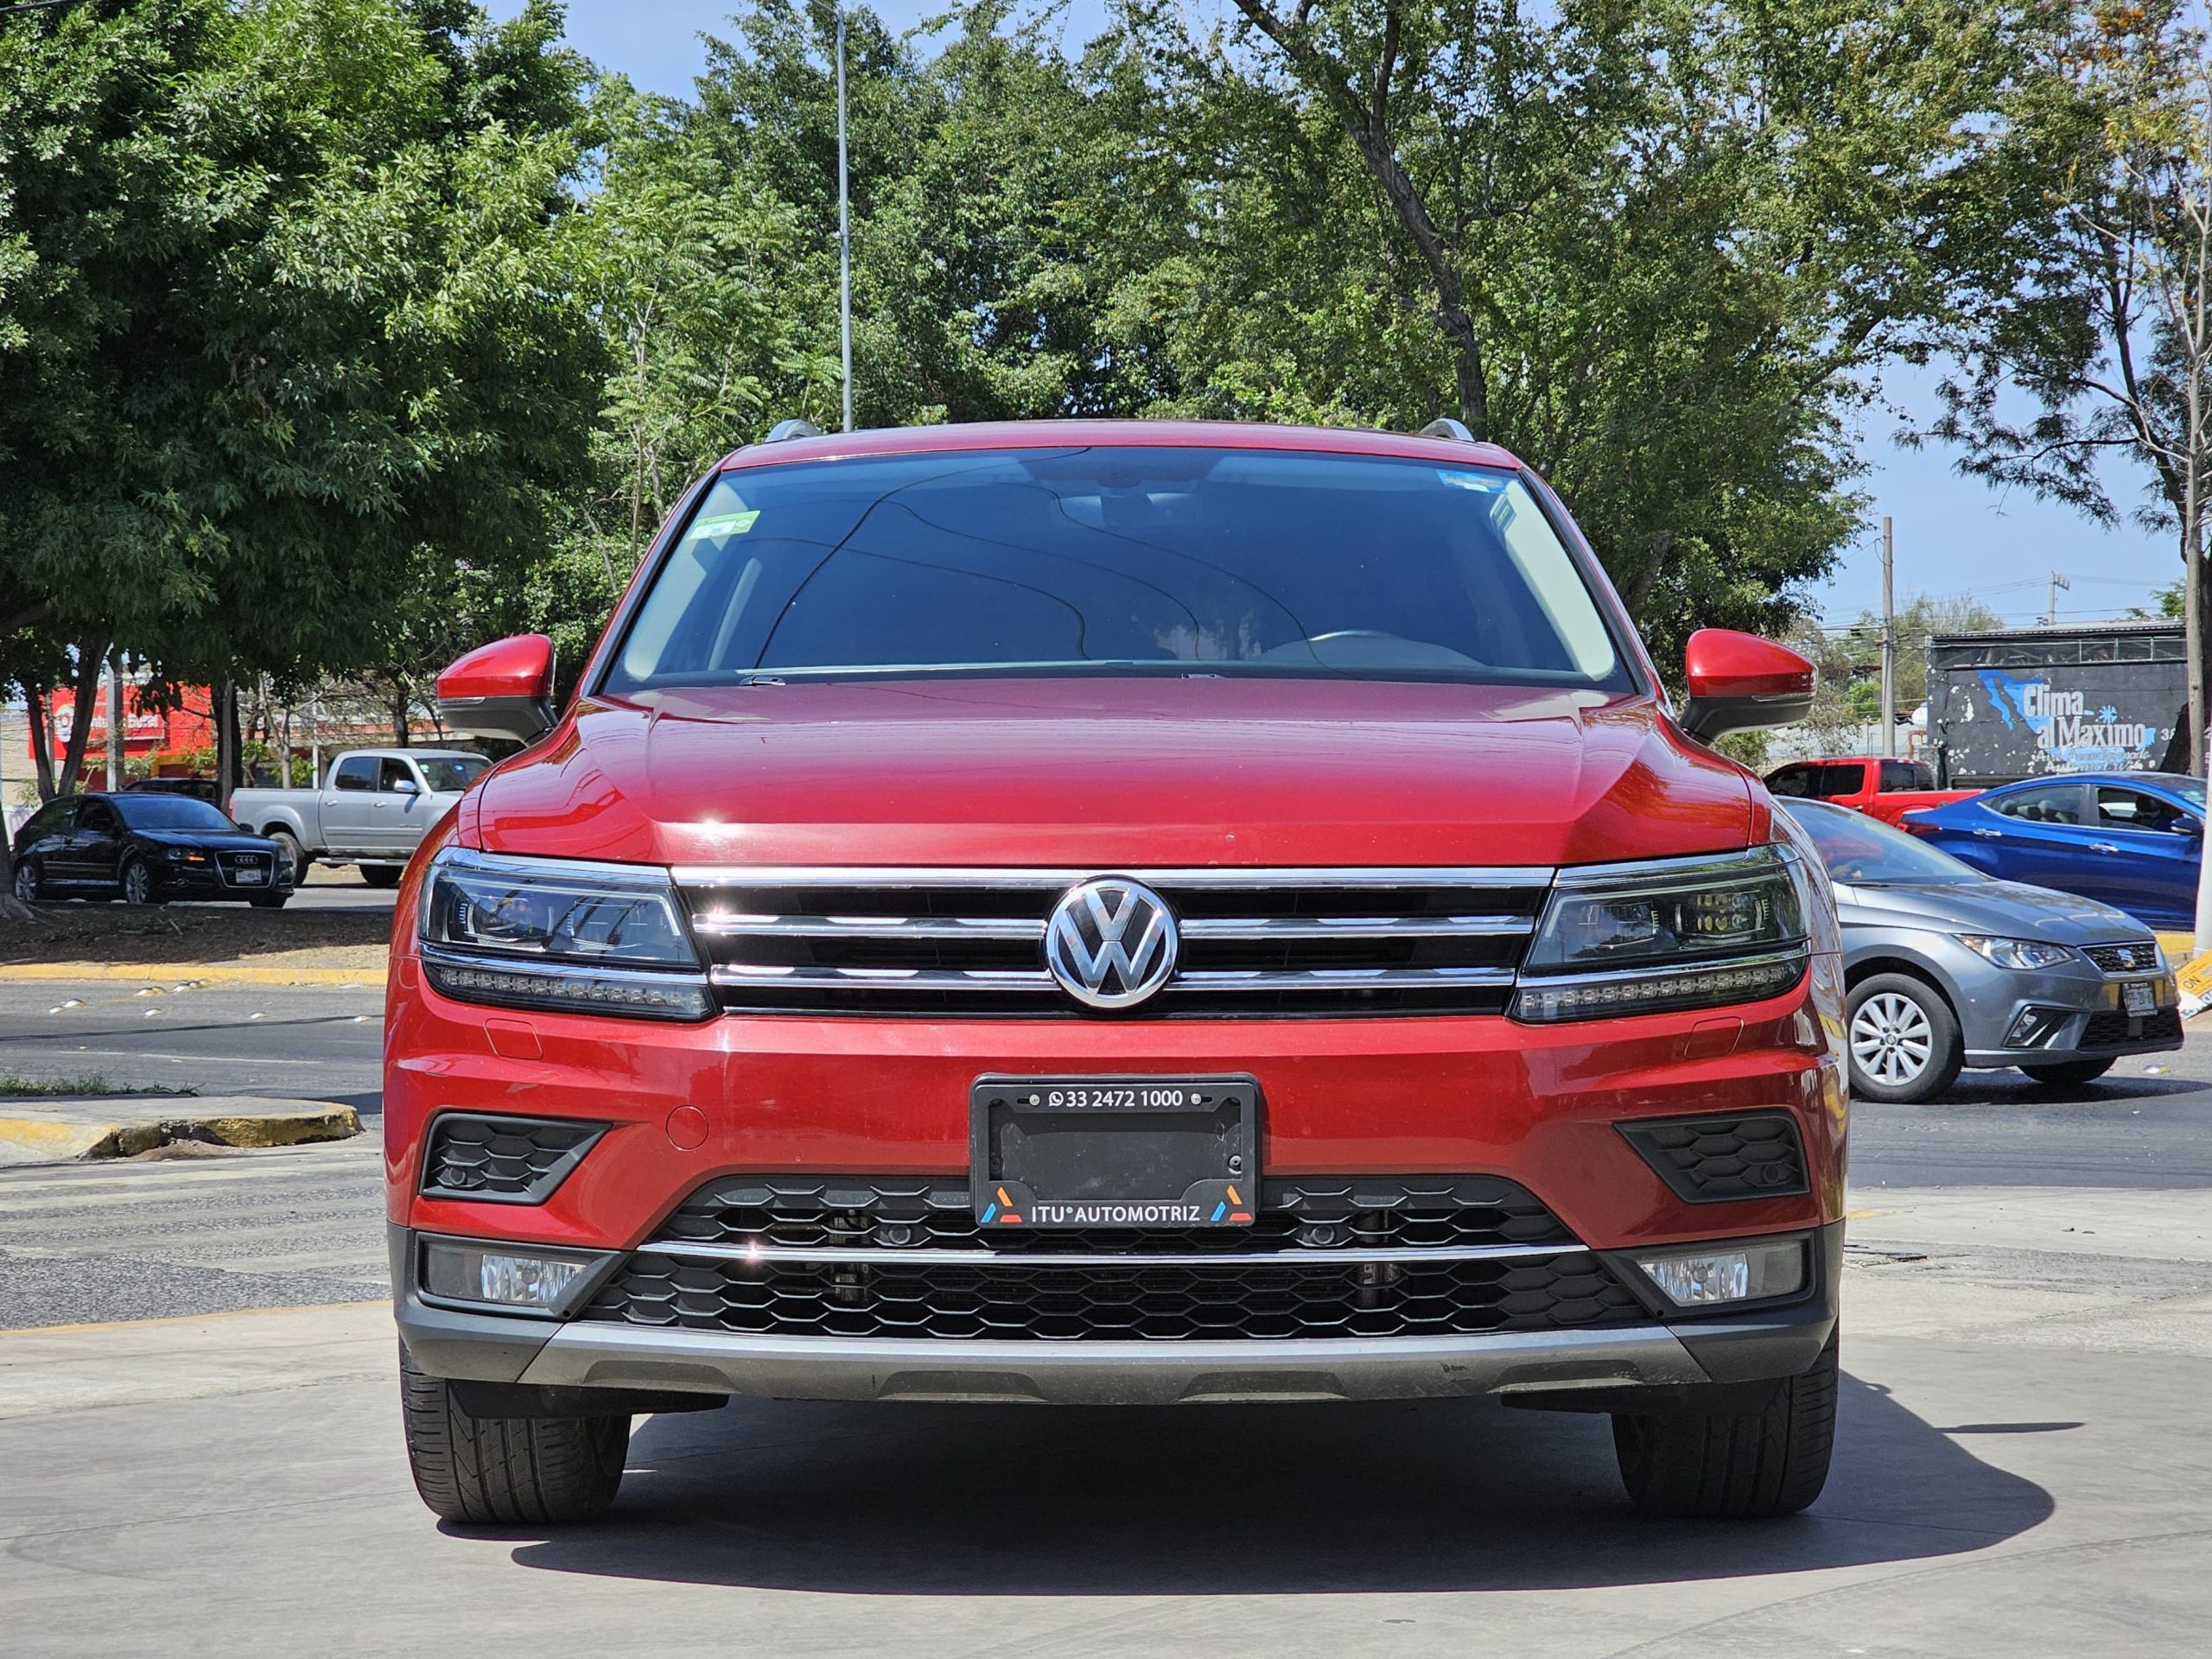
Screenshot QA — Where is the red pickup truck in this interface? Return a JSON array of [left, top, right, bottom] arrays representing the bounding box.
[[386, 418, 1847, 1530], [1764, 756, 1977, 826]]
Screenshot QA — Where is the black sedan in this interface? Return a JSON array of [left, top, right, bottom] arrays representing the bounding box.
[[10, 791, 296, 908]]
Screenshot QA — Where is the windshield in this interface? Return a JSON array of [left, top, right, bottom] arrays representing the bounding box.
[[111, 795, 240, 834], [416, 756, 488, 794], [1781, 799, 1980, 885], [604, 448, 1633, 692]]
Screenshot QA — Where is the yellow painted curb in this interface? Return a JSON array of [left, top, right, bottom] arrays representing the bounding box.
[[0, 963, 383, 988], [0, 1103, 361, 1163]]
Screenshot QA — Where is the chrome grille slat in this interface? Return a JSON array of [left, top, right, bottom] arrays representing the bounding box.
[[696, 915, 1046, 941], [712, 965, 1059, 991], [1179, 916, 1533, 939], [1166, 967, 1514, 990], [684, 864, 1550, 1017]]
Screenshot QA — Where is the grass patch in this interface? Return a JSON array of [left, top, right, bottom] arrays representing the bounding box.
[[0, 1072, 198, 1099]]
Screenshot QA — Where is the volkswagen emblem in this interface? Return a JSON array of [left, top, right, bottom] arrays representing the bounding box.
[[1044, 877, 1179, 1010]]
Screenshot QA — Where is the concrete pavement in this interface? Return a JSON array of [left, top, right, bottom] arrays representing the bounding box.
[[5, 1000, 2211, 1654]]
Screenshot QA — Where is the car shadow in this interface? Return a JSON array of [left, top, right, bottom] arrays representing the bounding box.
[[502, 1366, 2051, 1593], [1935, 1071, 2206, 1107]]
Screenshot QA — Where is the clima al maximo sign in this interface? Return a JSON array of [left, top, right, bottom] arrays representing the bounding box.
[[1938, 664, 2178, 781]]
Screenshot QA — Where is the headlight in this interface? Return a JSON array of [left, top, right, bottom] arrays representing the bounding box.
[[1512, 846, 1809, 1023], [419, 849, 713, 1020], [1958, 935, 2075, 971]]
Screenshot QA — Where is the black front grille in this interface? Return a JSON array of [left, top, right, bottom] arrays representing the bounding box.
[[217, 851, 270, 870], [680, 868, 1548, 1018], [2080, 941, 2162, 975], [420, 1113, 605, 1203], [1617, 1114, 1809, 1203], [584, 1253, 1643, 1342], [2081, 1007, 2183, 1049], [580, 1174, 1647, 1342], [652, 1174, 1573, 1255]]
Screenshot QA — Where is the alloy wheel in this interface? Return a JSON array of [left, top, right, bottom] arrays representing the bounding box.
[[11, 861, 36, 904], [1850, 991, 1934, 1088], [122, 861, 152, 906]]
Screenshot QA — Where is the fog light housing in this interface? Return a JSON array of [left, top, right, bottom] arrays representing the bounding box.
[[1634, 1238, 1806, 1309], [419, 1238, 607, 1315]]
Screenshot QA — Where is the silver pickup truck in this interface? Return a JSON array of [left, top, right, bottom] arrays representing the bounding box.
[[231, 748, 486, 886]]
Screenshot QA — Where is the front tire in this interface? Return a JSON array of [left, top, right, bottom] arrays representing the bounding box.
[[248, 893, 289, 910], [1847, 973, 1962, 1103], [2019, 1057, 2115, 1088], [398, 1344, 627, 1526], [1612, 1332, 1840, 1519], [119, 858, 162, 907], [11, 860, 41, 904], [266, 830, 307, 887], [360, 864, 403, 889]]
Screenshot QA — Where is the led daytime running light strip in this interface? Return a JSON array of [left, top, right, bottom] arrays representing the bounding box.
[[1511, 949, 1808, 1023]]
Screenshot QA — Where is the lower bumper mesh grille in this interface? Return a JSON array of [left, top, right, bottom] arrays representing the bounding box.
[[579, 1174, 1645, 1342], [2082, 1007, 2183, 1048]]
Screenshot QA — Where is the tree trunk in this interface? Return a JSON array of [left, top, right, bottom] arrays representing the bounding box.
[[214, 676, 240, 813], [23, 680, 57, 802], [54, 642, 108, 798]]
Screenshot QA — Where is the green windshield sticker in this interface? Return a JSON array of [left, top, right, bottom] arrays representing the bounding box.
[[689, 509, 760, 538], [1438, 471, 1507, 493]]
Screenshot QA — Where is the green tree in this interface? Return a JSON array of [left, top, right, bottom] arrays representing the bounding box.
[[1082, 0, 2059, 669], [1930, 1, 2212, 771], [1, 0, 604, 809]]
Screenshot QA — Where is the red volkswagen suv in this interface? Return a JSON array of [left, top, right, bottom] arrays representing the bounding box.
[[386, 420, 1844, 1526]]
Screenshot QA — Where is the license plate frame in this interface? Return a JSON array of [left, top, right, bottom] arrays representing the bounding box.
[[969, 1074, 1261, 1229], [2123, 979, 2157, 1016]]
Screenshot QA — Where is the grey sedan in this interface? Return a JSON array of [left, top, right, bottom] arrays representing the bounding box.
[[1782, 798, 2183, 1103]]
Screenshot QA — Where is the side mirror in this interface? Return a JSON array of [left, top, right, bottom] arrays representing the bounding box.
[[437, 634, 557, 745], [391, 777, 422, 797], [1681, 629, 1815, 743]]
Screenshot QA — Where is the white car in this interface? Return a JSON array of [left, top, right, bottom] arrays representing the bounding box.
[[232, 748, 487, 886]]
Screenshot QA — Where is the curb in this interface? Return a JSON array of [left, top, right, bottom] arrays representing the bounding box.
[[0, 1101, 364, 1164], [0, 963, 384, 988]]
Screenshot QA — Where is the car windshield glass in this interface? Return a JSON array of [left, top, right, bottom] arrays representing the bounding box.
[[415, 757, 487, 793], [1781, 800, 1980, 884], [111, 796, 239, 833], [2159, 778, 2206, 810], [604, 448, 1633, 692]]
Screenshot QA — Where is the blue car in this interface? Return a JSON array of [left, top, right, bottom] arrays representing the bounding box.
[[1901, 772, 2206, 930]]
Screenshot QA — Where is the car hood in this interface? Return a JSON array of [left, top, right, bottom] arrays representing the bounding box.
[[467, 678, 1755, 869], [1834, 878, 2151, 944], [137, 831, 280, 855]]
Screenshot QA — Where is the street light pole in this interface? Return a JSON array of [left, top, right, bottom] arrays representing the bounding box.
[[1879, 516, 1896, 760], [836, 9, 854, 434], [2043, 571, 2070, 626]]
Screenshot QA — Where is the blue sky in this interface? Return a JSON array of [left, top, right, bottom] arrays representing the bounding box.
[[523, 1, 2181, 630]]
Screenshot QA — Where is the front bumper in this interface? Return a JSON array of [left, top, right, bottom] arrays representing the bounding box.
[[391, 1220, 1843, 1406], [149, 863, 293, 901]]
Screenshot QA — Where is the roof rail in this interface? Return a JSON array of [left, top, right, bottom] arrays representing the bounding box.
[[1419, 417, 1474, 442], [762, 418, 824, 443]]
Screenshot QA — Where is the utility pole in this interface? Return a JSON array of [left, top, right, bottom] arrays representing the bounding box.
[[105, 652, 124, 790], [1879, 516, 1896, 760], [2043, 571, 2070, 626], [836, 8, 854, 434]]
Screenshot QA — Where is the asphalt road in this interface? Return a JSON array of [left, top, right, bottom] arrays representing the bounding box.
[[175, 864, 399, 912], [0, 980, 385, 1111]]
